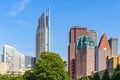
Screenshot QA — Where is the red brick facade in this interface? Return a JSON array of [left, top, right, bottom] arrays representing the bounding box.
[[75, 48, 95, 79], [98, 33, 111, 71], [68, 27, 87, 79]]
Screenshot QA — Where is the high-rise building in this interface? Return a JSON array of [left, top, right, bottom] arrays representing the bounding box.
[[98, 33, 111, 71], [68, 27, 98, 79], [68, 27, 88, 79], [75, 35, 95, 79], [2, 45, 35, 74], [109, 38, 118, 56], [36, 7, 50, 61]]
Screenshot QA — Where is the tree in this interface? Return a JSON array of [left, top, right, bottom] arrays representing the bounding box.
[[113, 64, 120, 73], [111, 64, 120, 80], [2, 74, 12, 80], [93, 72, 101, 80], [35, 52, 70, 80], [80, 76, 89, 80], [23, 70, 36, 80], [111, 70, 120, 80], [13, 74, 23, 80], [102, 69, 110, 80]]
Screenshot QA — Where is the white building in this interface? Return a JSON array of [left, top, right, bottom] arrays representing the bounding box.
[[2, 45, 35, 74]]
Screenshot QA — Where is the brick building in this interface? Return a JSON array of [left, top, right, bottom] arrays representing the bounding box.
[[75, 35, 95, 79], [68, 27, 97, 79], [68, 27, 88, 79], [98, 33, 111, 71]]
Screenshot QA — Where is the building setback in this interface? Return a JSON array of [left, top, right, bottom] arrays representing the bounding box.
[[75, 35, 95, 79], [36, 7, 50, 61], [98, 33, 111, 71]]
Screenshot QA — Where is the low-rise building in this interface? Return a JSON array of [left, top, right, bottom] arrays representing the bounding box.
[[107, 56, 120, 77], [0, 62, 8, 74]]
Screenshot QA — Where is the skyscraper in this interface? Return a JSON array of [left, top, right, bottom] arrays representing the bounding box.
[[36, 7, 50, 61], [68, 27, 88, 79], [109, 38, 118, 56], [98, 33, 111, 71], [75, 35, 95, 79]]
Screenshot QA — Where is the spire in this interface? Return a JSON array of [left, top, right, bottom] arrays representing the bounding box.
[[98, 33, 111, 50]]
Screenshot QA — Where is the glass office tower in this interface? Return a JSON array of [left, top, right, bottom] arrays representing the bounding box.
[[36, 7, 50, 61]]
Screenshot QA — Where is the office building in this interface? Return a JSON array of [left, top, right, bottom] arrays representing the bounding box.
[[36, 7, 50, 61], [88, 30, 98, 71], [2, 45, 35, 74], [25, 56, 36, 70], [98, 33, 111, 71], [75, 35, 95, 79], [68, 27, 98, 79], [109, 38, 118, 56], [68, 27, 88, 79]]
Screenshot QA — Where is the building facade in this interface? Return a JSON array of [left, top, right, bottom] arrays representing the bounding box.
[[0, 62, 8, 74], [98, 33, 111, 71], [88, 30, 98, 46], [25, 56, 36, 70], [68, 27, 98, 79], [2, 45, 35, 74], [68, 27, 88, 79], [107, 56, 120, 77], [75, 35, 95, 79], [109, 38, 118, 56], [36, 7, 50, 61]]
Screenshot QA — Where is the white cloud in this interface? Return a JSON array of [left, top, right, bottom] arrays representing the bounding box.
[[9, 0, 30, 16]]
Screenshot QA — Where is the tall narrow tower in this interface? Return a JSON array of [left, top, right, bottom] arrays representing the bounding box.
[[98, 33, 111, 71], [36, 7, 50, 61]]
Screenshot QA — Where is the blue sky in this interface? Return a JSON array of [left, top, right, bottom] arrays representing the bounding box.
[[0, 0, 120, 61]]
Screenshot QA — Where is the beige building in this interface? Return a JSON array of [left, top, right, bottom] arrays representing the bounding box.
[[107, 56, 120, 77], [0, 62, 8, 74]]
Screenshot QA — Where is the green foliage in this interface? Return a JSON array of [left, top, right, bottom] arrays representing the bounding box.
[[111, 70, 120, 80], [35, 52, 70, 80], [113, 64, 120, 73], [81, 76, 89, 80], [111, 64, 120, 80], [2, 74, 12, 80], [77, 78, 81, 80], [13, 74, 23, 80], [89, 77, 94, 80], [93, 72, 101, 80], [102, 69, 110, 80], [23, 70, 36, 80]]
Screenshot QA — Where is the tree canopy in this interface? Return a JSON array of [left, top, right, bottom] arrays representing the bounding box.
[[102, 69, 110, 80], [35, 52, 69, 80]]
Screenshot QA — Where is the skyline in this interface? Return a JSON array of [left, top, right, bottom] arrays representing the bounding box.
[[0, 0, 120, 61]]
